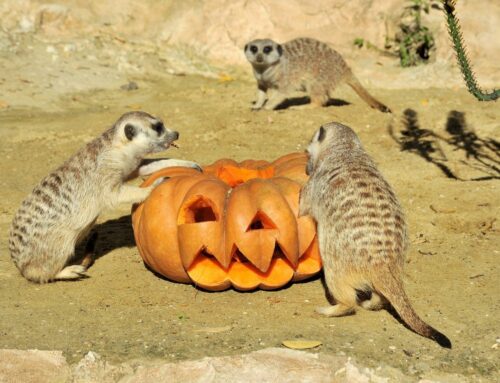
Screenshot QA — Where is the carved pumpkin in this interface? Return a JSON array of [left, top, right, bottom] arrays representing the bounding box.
[[131, 152, 322, 291]]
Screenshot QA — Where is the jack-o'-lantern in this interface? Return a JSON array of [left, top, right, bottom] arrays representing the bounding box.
[[131, 153, 321, 291]]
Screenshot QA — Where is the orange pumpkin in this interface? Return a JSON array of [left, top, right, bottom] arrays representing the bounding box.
[[131, 152, 322, 291]]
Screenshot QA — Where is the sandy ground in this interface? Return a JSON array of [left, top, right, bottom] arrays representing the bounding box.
[[0, 67, 499, 381]]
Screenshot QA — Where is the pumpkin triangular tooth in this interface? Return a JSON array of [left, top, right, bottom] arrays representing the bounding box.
[[297, 215, 316, 255], [236, 231, 277, 272]]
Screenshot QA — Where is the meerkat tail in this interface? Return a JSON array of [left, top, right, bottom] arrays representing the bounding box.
[[344, 73, 391, 113], [372, 267, 452, 348]]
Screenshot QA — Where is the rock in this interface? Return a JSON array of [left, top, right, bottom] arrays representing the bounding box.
[[72, 351, 133, 383], [119, 348, 346, 383], [0, 0, 498, 88], [0, 349, 70, 383], [0, 348, 476, 382]]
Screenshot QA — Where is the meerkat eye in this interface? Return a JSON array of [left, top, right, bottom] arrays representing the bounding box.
[[152, 121, 164, 135], [124, 124, 136, 140], [263, 46, 273, 54], [250, 45, 258, 54]]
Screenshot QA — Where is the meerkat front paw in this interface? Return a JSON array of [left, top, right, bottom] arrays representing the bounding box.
[[151, 177, 167, 188], [138, 159, 202, 176]]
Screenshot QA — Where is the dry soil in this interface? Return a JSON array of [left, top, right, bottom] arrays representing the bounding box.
[[0, 72, 499, 381]]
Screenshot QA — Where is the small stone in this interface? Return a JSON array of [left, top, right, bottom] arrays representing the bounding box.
[[121, 81, 139, 91]]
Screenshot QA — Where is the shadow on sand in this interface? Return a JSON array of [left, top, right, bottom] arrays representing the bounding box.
[[389, 108, 499, 181]]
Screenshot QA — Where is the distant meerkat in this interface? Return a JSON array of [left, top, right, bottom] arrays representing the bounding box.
[[9, 111, 199, 283], [299, 122, 451, 348], [244, 37, 390, 112]]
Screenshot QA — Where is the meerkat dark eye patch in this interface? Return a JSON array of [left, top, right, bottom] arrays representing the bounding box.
[[318, 126, 326, 142], [152, 121, 164, 135], [277, 44, 283, 56], [124, 124, 136, 140], [250, 45, 258, 54], [263, 46, 273, 54]]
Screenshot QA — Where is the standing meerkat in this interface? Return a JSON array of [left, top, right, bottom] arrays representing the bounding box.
[[9, 111, 199, 283], [299, 122, 451, 348], [244, 37, 391, 112]]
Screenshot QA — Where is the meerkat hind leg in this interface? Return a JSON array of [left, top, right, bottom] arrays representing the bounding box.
[[360, 291, 386, 311], [316, 304, 355, 317], [319, 274, 357, 316], [54, 265, 87, 280]]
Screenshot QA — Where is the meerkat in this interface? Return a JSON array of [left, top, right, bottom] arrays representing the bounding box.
[[9, 111, 200, 283], [299, 122, 451, 348], [244, 37, 390, 112]]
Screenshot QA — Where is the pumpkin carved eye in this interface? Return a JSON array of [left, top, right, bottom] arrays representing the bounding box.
[[131, 152, 322, 291], [180, 197, 218, 223]]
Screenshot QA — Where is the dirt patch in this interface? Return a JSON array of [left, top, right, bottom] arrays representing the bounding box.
[[0, 72, 498, 381]]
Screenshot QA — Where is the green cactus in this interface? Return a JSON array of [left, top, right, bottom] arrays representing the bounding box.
[[444, 0, 499, 101]]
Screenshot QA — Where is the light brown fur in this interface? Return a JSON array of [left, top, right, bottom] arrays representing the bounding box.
[[299, 122, 451, 348], [9, 111, 199, 283], [244, 37, 391, 112]]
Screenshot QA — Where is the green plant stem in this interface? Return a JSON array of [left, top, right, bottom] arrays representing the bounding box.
[[444, 0, 499, 101]]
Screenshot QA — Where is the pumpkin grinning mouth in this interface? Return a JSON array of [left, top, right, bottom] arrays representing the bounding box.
[[185, 242, 320, 291], [190, 244, 289, 267]]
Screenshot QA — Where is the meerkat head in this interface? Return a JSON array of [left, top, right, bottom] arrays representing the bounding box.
[[244, 39, 283, 69], [113, 111, 179, 156], [305, 122, 363, 175]]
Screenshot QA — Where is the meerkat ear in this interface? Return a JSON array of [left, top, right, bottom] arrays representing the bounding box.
[[124, 124, 136, 141], [244, 44, 248, 52], [277, 44, 283, 56], [318, 126, 326, 142]]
